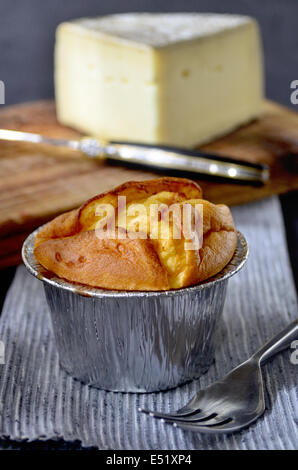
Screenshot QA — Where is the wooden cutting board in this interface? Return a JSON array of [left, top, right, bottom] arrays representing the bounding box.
[[0, 99, 298, 268]]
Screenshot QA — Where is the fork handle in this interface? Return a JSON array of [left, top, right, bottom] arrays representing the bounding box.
[[252, 319, 298, 365]]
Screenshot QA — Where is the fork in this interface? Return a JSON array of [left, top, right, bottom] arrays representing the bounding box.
[[139, 319, 298, 434]]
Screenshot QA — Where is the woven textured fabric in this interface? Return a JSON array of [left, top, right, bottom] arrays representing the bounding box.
[[0, 196, 297, 450]]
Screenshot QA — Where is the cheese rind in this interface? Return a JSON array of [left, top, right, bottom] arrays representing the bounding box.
[[55, 13, 264, 147]]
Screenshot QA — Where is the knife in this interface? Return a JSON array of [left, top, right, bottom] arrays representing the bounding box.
[[0, 128, 269, 185]]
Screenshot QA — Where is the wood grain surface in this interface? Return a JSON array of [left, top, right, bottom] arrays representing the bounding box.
[[0, 100, 297, 268]]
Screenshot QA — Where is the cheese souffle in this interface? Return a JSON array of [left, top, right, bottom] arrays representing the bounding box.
[[34, 177, 237, 291]]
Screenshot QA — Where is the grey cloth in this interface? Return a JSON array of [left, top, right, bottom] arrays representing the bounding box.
[[0, 196, 297, 450]]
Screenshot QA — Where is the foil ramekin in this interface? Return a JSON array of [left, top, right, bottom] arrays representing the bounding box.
[[22, 229, 248, 393]]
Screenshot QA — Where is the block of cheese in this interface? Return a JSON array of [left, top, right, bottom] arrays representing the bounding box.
[[55, 13, 264, 147]]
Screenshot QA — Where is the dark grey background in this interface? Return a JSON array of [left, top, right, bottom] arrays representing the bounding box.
[[0, 0, 298, 108]]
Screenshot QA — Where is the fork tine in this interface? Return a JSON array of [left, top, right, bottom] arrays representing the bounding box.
[[139, 408, 221, 423], [174, 390, 208, 416], [138, 408, 198, 421], [190, 415, 232, 426], [174, 411, 220, 423], [138, 408, 180, 420], [174, 420, 237, 434], [138, 407, 203, 419], [173, 405, 201, 417], [138, 395, 204, 419]]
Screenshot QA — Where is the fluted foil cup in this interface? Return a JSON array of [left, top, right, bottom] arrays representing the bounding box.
[[22, 229, 248, 393]]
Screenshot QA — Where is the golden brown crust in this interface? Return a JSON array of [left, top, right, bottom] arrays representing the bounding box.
[[34, 177, 237, 291], [197, 200, 237, 282], [34, 230, 169, 291], [34, 208, 79, 248]]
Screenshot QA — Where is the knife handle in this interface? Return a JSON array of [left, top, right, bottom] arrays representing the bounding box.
[[113, 141, 266, 171], [110, 141, 269, 186]]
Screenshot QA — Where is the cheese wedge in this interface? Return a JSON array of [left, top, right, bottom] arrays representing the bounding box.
[[55, 13, 263, 147]]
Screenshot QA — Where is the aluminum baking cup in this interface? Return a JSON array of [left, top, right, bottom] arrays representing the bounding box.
[[22, 229, 248, 393]]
